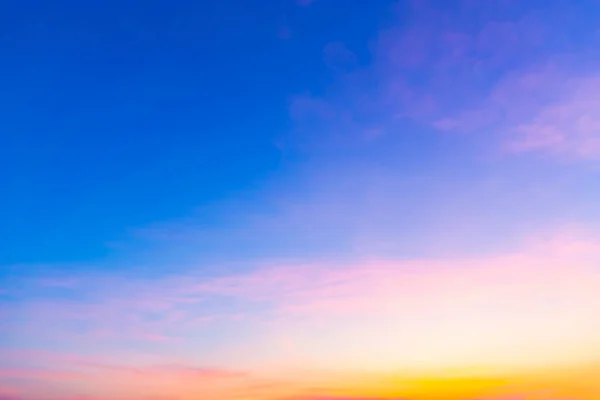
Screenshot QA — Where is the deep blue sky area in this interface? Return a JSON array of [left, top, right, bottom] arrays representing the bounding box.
[[0, 0, 393, 264]]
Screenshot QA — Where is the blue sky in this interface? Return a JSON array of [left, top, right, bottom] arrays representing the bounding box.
[[0, 0, 392, 265], [3, 0, 599, 268]]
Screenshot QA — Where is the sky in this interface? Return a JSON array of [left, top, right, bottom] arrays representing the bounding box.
[[1, 0, 600, 399]]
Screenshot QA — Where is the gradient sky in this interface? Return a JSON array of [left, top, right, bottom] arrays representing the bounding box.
[[2, 0, 600, 399]]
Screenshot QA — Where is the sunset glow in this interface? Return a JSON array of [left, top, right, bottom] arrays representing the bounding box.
[[2, 0, 600, 399]]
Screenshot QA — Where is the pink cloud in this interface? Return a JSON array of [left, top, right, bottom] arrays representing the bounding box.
[[194, 226, 600, 305], [7, 227, 600, 353], [0, 368, 84, 382], [0, 349, 248, 381], [506, 76, 600, 159], [0, 351, 347, 400], [0, 384, 24, 400], [394, 4, 600, 160], [0, 353, 267, 400], [431, 61, 600, 160]]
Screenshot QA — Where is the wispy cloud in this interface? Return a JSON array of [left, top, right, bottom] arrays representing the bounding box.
[[285, 0, 600, 161], [4, 227, 600, 377], [505, 76, 600, 159], [0, 353, 277, 400]]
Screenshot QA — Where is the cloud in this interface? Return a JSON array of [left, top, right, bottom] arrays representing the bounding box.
[[0, 369, 83, 382], [0, 356, 272, 400], [84, 364, 248, 381], [3, 343, 600, 399], [506, 76, 600, 159], [0, 384, 24, 400], [285, 0, 600, 161], [0, 350, 248, 382], [433, 61, 600, 161], [4, 226, 600, 378]]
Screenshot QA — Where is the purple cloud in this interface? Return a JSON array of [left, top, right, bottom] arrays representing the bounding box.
[[285, 0, 600, 161]]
